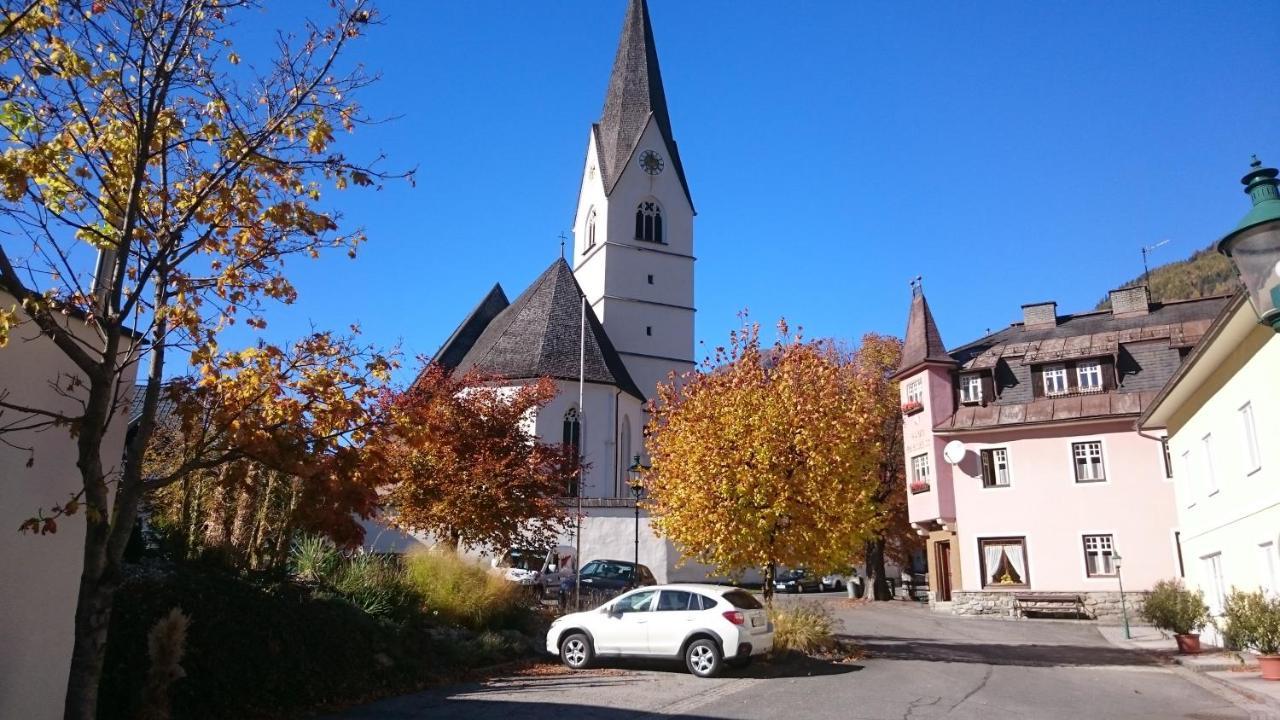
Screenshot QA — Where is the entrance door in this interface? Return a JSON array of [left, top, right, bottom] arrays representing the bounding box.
[[935, 541, 953, 602]]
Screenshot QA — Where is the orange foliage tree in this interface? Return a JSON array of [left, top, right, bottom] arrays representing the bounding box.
[[370, 365, 576, 554], [0, 2, 402, 717], [645, 319, 887, 603]]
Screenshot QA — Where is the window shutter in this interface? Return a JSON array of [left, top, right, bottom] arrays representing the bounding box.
[[980, 450, 993, 485], [1101, 357, 1117, 391], [1065, 361, 1078, 392], [980, 374, 995, 406], [1031, 367, 1044, 399]]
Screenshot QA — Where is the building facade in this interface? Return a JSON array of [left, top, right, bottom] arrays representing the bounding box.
[[894, 282, 1228, 619], [1138, 293, 1280, 640]]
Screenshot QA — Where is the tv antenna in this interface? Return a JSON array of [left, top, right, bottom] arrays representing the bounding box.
[[1141, 239, 1170, 286]]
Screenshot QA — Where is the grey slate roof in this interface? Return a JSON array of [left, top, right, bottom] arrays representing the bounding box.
[[595, 0, 694, 210], [448, 259, 646, 401], [433, 284, 510, 370], [895, 290, 955, 376]]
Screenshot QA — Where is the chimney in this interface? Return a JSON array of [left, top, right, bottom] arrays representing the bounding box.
[[1021, 301, 1058, 330], [1109, 285, 1151, 318]]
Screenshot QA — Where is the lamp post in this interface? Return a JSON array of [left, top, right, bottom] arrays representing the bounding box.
[[627, 455, 650, 569], [1114, 550, 1131, 640], [1218, 156, 1280, 333]]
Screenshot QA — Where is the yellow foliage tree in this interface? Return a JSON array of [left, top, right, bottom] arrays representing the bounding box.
[[645, 319, 887, 603]]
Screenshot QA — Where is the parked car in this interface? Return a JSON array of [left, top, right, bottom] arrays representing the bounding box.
[[547, 584, 774, 678], [492, 545, 575, 604], [773, 568, 821, 594], [820, 569, 856, 592], [559, 559, 656, 603]]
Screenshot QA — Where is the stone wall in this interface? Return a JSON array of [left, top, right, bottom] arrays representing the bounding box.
[[948, 591, 1147, 622]]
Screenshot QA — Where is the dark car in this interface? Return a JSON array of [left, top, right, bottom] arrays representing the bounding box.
[[773, 568, 821, 594], [559, 559, 656, 607]]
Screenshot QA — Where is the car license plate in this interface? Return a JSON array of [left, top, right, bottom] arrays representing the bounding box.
[[751, 616, 763, 628]]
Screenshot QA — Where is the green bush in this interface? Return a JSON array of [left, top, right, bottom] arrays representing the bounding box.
[[1222, 589, 1280, 655], [769, 602, 839, 654], [1141, 579, 1211, 635], [289, 534, 341, 583], [330, 553, 415, 618], [402, 549, 524, 630]]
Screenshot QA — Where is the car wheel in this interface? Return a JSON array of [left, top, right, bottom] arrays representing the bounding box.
[[560, 633, 593, 670], [685, 638, 722, 678]]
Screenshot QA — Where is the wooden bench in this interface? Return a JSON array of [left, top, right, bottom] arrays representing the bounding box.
[[1013, 593, 1087, 619]]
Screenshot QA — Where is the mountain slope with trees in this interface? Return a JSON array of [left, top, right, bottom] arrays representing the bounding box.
[[1096, 245, 1240, 309]]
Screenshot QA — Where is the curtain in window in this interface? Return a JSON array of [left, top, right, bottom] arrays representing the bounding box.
[[1006, 544, 1026, 583], [983, 544, 1003, 584]]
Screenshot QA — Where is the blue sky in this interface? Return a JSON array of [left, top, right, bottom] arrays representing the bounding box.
[[229, 1, 1279, 383]]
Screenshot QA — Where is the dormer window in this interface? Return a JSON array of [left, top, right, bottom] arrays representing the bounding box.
[[1043, 364, 1068, 396], [1076, 360, 1103, 392], [959, 374, 983, 404], [635, 200, 663, 243]]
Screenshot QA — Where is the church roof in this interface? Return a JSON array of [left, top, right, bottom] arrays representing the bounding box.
[[444, 259, 646, 401], [895, 288, 955, 377], [433, 283, 510, 370], [595, 0, 694, 210]]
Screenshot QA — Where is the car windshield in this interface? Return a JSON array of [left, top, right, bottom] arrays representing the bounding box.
[[722, 590, 764, 609], [499, 549, 542, 571], [580, 561, 634, 580], [778, 570, 805, 581]]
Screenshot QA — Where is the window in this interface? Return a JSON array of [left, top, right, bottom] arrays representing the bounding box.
[[723, 589, 763, 610], [1082, 534, 1116, 577], [1202, 554, 1225, 614], [1076, 360, 1103, 392], [1073, 441, 1105, 482], [910, 454, 931, 492], [586, 207, 598, 249], [1161, 437, 1173, 479], [635, 200, 663, 243], [647, 274, 654, 285], [1241, 402, 1261, 474], [563, 408, 581, 496], [959, 374, 982, 404], [1043, 364, 1068, 396], [613, 589, 657, 614], [1181, 450, 1195, 507], [657, 590, 706, 611], [979, 537, 1029, 587], [1260, 541, 1278, 595], [1202, 433, 1217, 494], [980, 448, 1011, 488], [618, 416, 632, 497], [905, 378, 924, 405], [646, 326, 652, 336]]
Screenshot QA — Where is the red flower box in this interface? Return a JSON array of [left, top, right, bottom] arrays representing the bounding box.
[[901, 400, 924, 416], [909, 481, 930, 494]]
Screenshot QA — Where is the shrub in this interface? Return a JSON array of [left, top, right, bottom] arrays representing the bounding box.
[[769, 602, 839, 654], [1141, 579, 1211, 635], [331, 553, 415, 618], [402, 549, 524, 630], [1222, 589, 1280, 655], [290, 534, 341, 583]]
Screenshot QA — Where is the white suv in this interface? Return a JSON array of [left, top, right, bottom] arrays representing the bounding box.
[[546, 584, 773, 678]]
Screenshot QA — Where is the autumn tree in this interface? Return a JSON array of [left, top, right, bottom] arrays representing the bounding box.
[[371, 364, 575, 554], [0, 2, 402, 717], [645, 319, 887, 604]]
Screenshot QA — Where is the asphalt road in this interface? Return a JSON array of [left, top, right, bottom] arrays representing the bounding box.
[[332, 597, 1267, 720]]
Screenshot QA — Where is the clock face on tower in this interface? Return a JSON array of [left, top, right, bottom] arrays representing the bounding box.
[[639, 149, 664, 176]]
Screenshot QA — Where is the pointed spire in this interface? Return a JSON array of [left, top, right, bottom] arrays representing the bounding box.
[[896, 278, 956, 376], [595, 0, 693, 208]]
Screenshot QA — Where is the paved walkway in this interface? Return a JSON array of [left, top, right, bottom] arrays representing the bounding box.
[[330, 597, 1272, 719]]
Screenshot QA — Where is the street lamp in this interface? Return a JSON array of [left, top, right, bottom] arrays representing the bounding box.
[[1114, 550, 1131, 640], [627, 455, 650, 569], [1218, 156, 1280, 333]]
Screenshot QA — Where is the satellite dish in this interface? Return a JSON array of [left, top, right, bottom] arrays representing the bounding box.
[[943, 440, 966, 466]]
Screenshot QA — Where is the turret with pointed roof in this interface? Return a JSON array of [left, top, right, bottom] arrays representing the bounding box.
[[594, 0, 693, 209], [895, 281, 957, 378]]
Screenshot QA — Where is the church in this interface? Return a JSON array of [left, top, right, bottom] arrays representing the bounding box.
[[426, 0, 709, 582]]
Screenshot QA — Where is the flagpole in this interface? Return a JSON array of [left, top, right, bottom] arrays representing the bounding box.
[[574, 294, 585, 609]]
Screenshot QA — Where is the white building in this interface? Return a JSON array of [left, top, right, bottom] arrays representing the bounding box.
[[1138, 292, 1280, 639], [375, 0, 713, 582]]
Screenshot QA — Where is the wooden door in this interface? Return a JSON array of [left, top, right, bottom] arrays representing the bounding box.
[[935, 541, 953, 602]]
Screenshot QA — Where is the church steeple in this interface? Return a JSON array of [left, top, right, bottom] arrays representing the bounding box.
[[896, 279, 956, 377], [595, 0, 693, 209]]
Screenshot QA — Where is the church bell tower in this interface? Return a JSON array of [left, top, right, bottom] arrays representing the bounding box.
[[571, 0, 695, 402]]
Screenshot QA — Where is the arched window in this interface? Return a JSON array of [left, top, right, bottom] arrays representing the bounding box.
[[618, 416, 632, 497], [586, 207, 597, 249], [634, 200, 663, 243], [563, 407, 581, 496]]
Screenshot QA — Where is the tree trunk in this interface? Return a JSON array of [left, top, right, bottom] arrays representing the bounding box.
[[865, 538, 892, 601]]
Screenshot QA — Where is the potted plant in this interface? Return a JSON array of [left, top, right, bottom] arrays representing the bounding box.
[[901, 400, 924, 416], [1222, 589, 1280, 680], [1140, 579, 1211, 654], [909, 480, 930, 494]]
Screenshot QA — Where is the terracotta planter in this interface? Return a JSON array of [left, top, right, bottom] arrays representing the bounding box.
[[1260, 655, 1280, 681], [1174, 633, 1201, 655]]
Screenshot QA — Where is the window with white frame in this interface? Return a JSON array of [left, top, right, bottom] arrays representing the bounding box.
[[1202, 433, 1217, 494], [979, 537, 1029, 587], [980, 448, 1011, 488], [1076, 360, 1103, 392], [1181, 450, 1195, 507], [905, 378, 924, 405], [959, 374, 982, 404], [1241, 402, 1261, 474], [1260, 541, 1278, 595], [1042, 364, 1068, 396], [1073, 441, 1105, 482], [1082, 534, 1116, 577], [1203, 553, 1226, 614], [910, 454, 931, 490]]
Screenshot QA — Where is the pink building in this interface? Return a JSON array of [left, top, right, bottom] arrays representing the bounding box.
[[893, 282, 1228, 619]]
